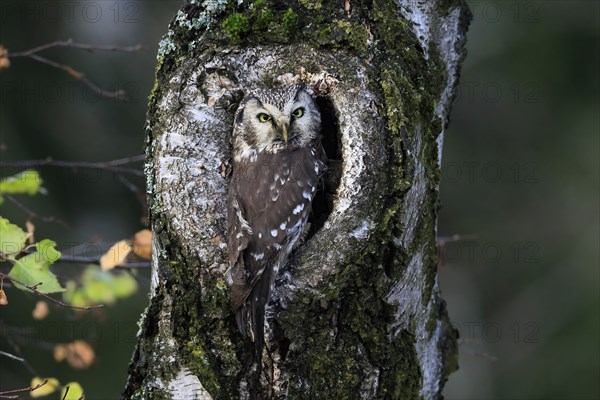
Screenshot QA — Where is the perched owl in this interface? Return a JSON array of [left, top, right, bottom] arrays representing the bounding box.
[[227, 84, 325, 353]]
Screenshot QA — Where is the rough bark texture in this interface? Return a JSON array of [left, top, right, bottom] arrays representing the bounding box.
[[124, 1, 471, 399]]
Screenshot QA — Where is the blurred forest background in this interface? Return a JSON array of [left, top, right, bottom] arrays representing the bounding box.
[[0, 1, 597, 399]]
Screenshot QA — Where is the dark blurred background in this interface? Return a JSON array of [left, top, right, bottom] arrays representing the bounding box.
[[0, 1, 598, 399], [0, 1, 182, 398], [439, 1, 599, 399]]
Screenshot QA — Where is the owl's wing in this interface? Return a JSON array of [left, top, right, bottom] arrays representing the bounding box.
[[228, 188, 276, 350], [227, 193, 253, 310]]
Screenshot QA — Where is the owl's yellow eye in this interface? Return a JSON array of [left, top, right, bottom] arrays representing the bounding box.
[[292, 108, 304, 118], [257, 113, 272, 123]]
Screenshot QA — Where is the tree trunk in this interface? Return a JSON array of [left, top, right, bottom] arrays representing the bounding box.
[[123, 1, 471, 399]]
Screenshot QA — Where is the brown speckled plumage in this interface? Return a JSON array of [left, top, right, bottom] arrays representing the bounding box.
[[227, 85, 325, 353]]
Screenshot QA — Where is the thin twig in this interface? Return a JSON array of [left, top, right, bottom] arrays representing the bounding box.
[[436, 233, 479, 245], [0, 351, 25, 363], [0, 379, 48, 397], [27, 53, 126, 99], [0, 322, 38, 376], [10, 249, 151, 270], [2, 194, 70, 228], [437, 233, 479, 267], [457, 339, 498, 363], [5, 39, 143, 100], [8, 39, 143, 58], [0, 272, 103, 310], [0, 155, 145, 177], [61, 386, 70, 400], [9, 241, 151, 270], [116, 173, 148, 214], [57, 254, 150, 269]]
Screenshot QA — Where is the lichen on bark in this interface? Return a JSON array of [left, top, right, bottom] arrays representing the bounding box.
[[124, 1, 471, 399]]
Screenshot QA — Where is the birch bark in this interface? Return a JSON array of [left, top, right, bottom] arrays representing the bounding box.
[[123, 1, 471, 398]]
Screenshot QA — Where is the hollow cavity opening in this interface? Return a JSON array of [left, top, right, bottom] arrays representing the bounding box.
[[306, 96, 342, 239]]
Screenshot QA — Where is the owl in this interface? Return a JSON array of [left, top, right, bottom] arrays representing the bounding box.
[[227, 84, 325, 353]]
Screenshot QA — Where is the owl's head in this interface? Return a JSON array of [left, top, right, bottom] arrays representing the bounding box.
[[232, 85, 321, 158]]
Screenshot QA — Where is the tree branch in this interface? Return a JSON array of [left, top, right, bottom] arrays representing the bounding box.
[[0, 351, 25, 363], [5, 39, 143, 100], [27, 53, 127, 99], [0, 273, 104, 310], [2, 194, 70, 229], [0, 155, 145, 176], [1, 247, 151, 270], [56, 254, 150, 269], [0, 379, 47, 398], [7, 39, 143, 57]]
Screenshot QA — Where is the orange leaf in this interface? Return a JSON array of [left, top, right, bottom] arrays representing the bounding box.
[[54, 340, 95, 369], [26, 221, 36, 244], [32, 301, 49, 320], [132, 229, 152, 259], [54, 344, 66, 361], [0, 289, 7, 305], [100, 240, 131, 271], [0, 44, 9, 70]]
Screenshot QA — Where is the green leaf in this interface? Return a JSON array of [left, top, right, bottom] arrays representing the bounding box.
[[63, 281, 88, 308], [62, 267, 138, 307], [0, 170, 43, 195], [0, 217, 29, 256], [60, 382, 84, 400], [8, 252, 65, 294], [38, 239, 61, 263], [85, 280, 116, 304], [9, 256, 64, 294], [113, 273, 138, 298]]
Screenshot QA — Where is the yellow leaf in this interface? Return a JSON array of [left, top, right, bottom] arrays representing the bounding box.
[[132, 229, 152, 259], [30, 377, 60, 398], [26, 221, 35, 244], [32, 301, 49, 320], [100, 240, 131, 271], [0, 289, 7, 305], [55, 340, 95, 369], [60, 382, 85, 400]]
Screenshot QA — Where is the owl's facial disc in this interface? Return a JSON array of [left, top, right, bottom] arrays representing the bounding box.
[[240, 86, 319, 152], [257, 103, 293, 144]]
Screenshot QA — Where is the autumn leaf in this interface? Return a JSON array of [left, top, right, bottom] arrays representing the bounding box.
[[54, 340, 95, 369], [30, 377, 60, 398], [60, 382, 85, 400], [132, 229, 152, 259], [32, 301, 49, 319], [0, 289, 7, 305], [26, 221, 35, 244], [99, 240, 131, 270], [0, 44, 9, 69]]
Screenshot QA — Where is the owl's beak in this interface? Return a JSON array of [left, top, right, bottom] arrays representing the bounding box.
[[278, 121, 289, 143]]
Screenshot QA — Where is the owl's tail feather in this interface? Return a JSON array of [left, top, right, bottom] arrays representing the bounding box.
[[235, 266, 273, 359]]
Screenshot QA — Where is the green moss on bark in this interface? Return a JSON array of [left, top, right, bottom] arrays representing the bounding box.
[[222, 13, 250, 39]]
